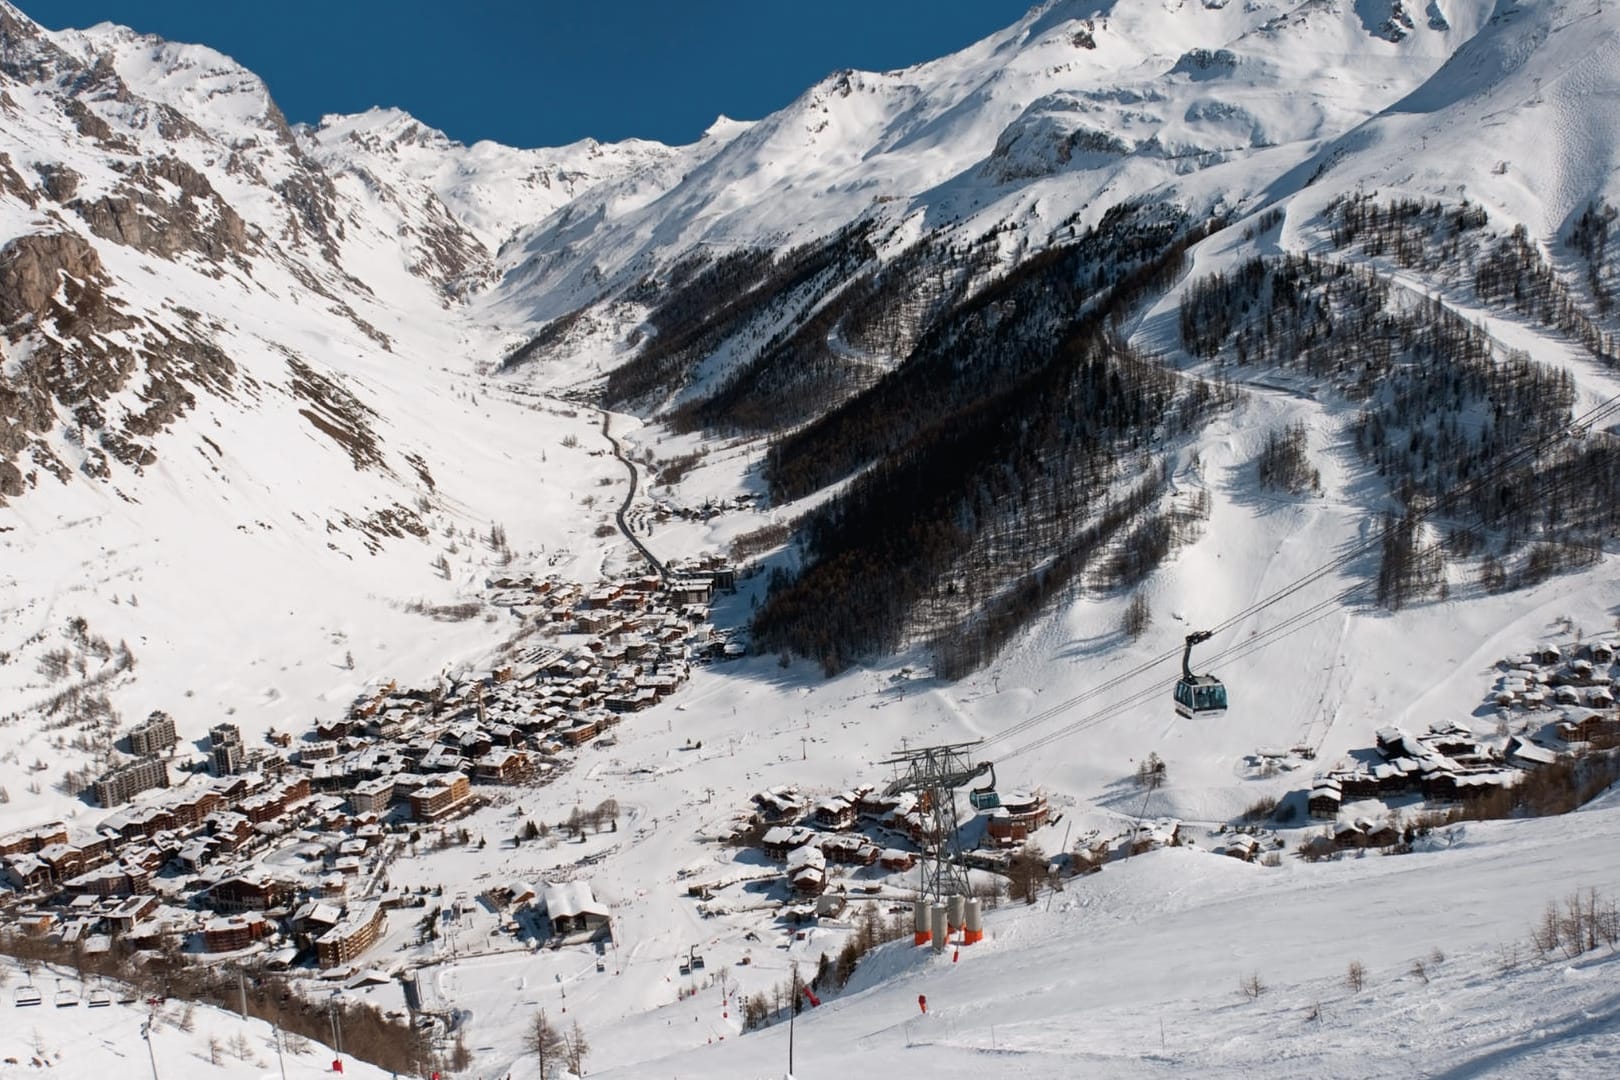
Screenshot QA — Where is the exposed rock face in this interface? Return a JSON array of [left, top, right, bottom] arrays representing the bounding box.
[[0, 229, 237, 501], [62, 97, 134, 153], [984, 95, 1134, 182], [34, 161, 78, 202], [276, 166, 345, 264], [0, 4, 77, 82], [69, 155, 252, 265], [0, 150, 34, 205], [0, 231, 108, 327]]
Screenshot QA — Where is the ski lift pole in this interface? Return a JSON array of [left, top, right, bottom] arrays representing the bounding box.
[[274, 1022, 289, 1080], [141, 1010, 160, 1080], [787, 963, 801, 1075], [329, 991, 344, 1068]]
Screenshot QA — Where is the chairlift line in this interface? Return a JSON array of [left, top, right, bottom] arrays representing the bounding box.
[[998, 587, 1361, 764]]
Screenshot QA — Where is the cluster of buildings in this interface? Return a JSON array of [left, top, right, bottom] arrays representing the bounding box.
[[1491, 641, 1620, 710], [0, 568, 726, 977], [749, 785, 920, 899], [0, 763, 404, 971], [743, 781, 1052, 901], [1308, 640, 1620, 822], [295, 570, 724, 810], [88, 710, 181, 807], [1307, 722, 1520, 818]]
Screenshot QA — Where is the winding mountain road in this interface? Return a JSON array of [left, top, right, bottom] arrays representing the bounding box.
[[599, 410, 669, 580]]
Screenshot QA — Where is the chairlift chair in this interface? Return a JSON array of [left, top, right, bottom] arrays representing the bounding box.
[[87, 988, 112, 1008], [1174, 630, 1228, 718], [14, 986, 41, 1007], [53, 986, 79, 1008]]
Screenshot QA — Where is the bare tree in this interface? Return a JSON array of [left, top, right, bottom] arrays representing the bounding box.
[[1122, 592, 1151, 640], [563, 1019, 589, 1076], [525, 1009, 564, 1079]]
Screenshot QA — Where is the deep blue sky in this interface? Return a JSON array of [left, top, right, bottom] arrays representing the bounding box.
[[22, 1, 1035, 147]]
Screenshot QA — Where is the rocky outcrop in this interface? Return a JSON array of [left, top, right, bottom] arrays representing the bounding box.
[[70, 156, 251, 265], [35, 162, 80, 202], [0, 229, 242, 500], [984, 95, 1133, 182], [0, 151, 34, 205], [0, 5, 80, 83], [276, 165, 346, 264], [0, 231, 108, 328], [62, 98, 135, 153]]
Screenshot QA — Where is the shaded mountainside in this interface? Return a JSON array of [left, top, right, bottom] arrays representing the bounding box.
[[481, 0, 1620, 675]]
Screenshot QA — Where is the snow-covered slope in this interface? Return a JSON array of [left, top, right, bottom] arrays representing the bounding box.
[[303, 107, 692, 258], [4, 0, 1620, 1074], [0, 0, 655, 819], [593, 795, 1620, 1078], [479, 0, 1493, 323]]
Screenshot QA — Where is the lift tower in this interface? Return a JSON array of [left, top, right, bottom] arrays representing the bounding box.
[[880, 740, 990, 904]]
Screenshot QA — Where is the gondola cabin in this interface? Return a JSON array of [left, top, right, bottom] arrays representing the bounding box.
[[1174, 675, 1228, 718], [968, 762, 1000, 811], [1175, 630, 1227, 718]]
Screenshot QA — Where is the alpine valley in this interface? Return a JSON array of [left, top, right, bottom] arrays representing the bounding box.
[[2, 1, 1620, 1077]]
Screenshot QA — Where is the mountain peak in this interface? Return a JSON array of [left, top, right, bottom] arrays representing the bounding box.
[[703, 114, 753, 141]]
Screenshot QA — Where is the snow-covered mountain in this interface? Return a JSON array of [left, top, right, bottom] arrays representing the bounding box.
[[482, 0, 1490, 318], [4, 1, 1620, 1072], [0, 0, 677, 813]]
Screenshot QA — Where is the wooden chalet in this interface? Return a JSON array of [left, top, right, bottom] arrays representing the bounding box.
[[1557, 709, 1620, 744], [208, 875, 297, 913], [1128, 819, 1180, 856], [3, 854, 51, 891], [474, 748, 533, 784], [408, 774, 472, 821], [1505, 736, 1560, 770], [819, 834, 879, 866], [557, 718, 600, 746], [1332, 821, 1369, 849], [786, 845, 827, 896], [812, 796, 858, 831], [541, 881, 611, 942], [878, 848, 916, 872], [103, 894, 159, 934], [1361, 820, 1400, 848], [752, 786, 802, 823], [761, 826, 817, 861], [1308, 778, 1342, 819], [1223, 834, 1259, 862], [202, 913, 270, 953]]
